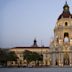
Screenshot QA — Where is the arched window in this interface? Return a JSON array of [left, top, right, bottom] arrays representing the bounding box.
[[65, 22, 68, 26], [64, 32, 69, 37], [64, 32, 69, 43]]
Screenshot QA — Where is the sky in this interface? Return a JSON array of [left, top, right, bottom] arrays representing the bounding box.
[[0, 0, 72, 48]]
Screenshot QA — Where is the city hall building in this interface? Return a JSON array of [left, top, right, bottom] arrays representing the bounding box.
[[7, 2, 72, 67]]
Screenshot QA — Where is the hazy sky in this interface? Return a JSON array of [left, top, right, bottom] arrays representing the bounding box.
[[0, 0, 72, 48]]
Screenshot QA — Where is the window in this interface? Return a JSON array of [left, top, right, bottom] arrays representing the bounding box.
[[64, 32, 69, 37], [65, 22, 68, 26], [64, 32, 69, 43]]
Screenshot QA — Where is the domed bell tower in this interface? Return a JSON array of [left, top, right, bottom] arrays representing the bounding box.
[[54, 1, 72, 50], [50, 2, 72, 66]]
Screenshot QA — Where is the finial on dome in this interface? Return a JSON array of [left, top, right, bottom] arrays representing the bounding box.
[[64, 1, 68, 7], [65, 1, 69, 7], [63, 1, 69, 12], [65, 1, 67, 5]]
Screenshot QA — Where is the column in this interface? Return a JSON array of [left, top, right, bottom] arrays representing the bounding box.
[[58, 52, 61, 66], [59, 53, 63, 67], [69, 52, 72, 66], [52, 52, 56, 66]]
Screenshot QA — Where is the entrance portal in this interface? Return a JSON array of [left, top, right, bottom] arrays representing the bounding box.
[[55, 59, 58, 65]]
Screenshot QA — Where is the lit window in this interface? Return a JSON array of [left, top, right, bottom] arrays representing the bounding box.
[[64, 37, 69, 43]]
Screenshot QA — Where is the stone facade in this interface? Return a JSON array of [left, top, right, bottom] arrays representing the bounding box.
[[7, 39, 50, 67]]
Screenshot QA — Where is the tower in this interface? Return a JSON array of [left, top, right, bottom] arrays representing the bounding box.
[[32, 38, 38, 47], [54, 1, 72, 50], [50, 2, 72, 66]]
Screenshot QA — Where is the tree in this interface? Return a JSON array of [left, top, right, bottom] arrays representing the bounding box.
[[23, 50, 43, 66], [37, 54, 43, 66], [0, 48, 18, 66], [7, 51, 18, 61], [32, 52, 43, 66], [0, 48, 7, 66], [23, 50, 33, 66]]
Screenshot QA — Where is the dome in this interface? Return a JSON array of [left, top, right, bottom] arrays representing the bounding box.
[[58, 2, 72, 20]]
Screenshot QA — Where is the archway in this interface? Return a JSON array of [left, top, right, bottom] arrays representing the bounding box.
[[64, 32, 69, 38], [55, 59, 58, 65], [63, 53, 70, 65]]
